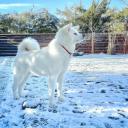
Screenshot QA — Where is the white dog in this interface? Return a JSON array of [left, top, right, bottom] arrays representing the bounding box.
[[12, 23, 83, 106]]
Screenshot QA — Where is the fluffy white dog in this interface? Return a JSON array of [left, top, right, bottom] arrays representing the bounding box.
[[12, 23, 83, 106]]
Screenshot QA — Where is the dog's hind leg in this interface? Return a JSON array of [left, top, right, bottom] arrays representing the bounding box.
[[12, 70, 29, 99], [18, 71, 29, 97], [12, 74, 21, 99]]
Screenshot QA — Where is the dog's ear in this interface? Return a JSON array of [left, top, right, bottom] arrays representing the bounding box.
[[73, 25, 80, 30], [63, 23, 72, 31]]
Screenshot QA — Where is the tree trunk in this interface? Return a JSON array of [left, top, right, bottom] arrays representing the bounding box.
[[107, 33, 116, 55], [91, 32, 95, 54], [123, 32, 128, 54]]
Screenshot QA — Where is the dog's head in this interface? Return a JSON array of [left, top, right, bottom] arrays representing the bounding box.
[[56, 23, 83, 45]]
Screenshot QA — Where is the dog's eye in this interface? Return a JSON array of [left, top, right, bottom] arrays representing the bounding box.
[[73, 33, 77, 35]]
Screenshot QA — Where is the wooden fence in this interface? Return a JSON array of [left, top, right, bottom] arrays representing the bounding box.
[[77, 33, 128, 54], [0, 33, 128, 56], [0, 34, 55, 56]]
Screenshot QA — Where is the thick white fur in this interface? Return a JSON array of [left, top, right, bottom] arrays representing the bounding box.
[[18, 37, 40, 52], [12, 23, 83, 106]]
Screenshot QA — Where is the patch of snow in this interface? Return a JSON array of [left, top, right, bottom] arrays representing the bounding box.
[[0, 54, 128, 128]]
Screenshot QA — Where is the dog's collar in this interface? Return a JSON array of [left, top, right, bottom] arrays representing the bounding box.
[[60, 44, 72, 56]]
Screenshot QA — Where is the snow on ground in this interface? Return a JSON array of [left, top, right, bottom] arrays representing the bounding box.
[[0, 54, 128, 128]]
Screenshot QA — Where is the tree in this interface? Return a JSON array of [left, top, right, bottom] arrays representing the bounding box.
[[0, 14, 13, 33], [0, 10, 59, 34], [31, 10, 59, 33], [105, 8, 128, 33], [57, 0, 110, 33]]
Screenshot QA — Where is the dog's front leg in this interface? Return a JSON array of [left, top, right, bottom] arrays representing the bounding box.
[[48, 76, 57, 107], [57, 73, 64, 101]]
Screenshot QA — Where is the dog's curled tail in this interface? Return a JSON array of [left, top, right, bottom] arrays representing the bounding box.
[[18, 37, 40, 53]]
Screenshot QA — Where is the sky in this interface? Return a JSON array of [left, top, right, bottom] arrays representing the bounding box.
[[0, 0, 127, 15]]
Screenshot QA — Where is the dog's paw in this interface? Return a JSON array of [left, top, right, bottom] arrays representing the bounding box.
[[19, 92, 25, 98], [58, 96, 64, 102], [48, 105, 57, 113], [13, 94, 20, 100], [14, 96, 20, 100]]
